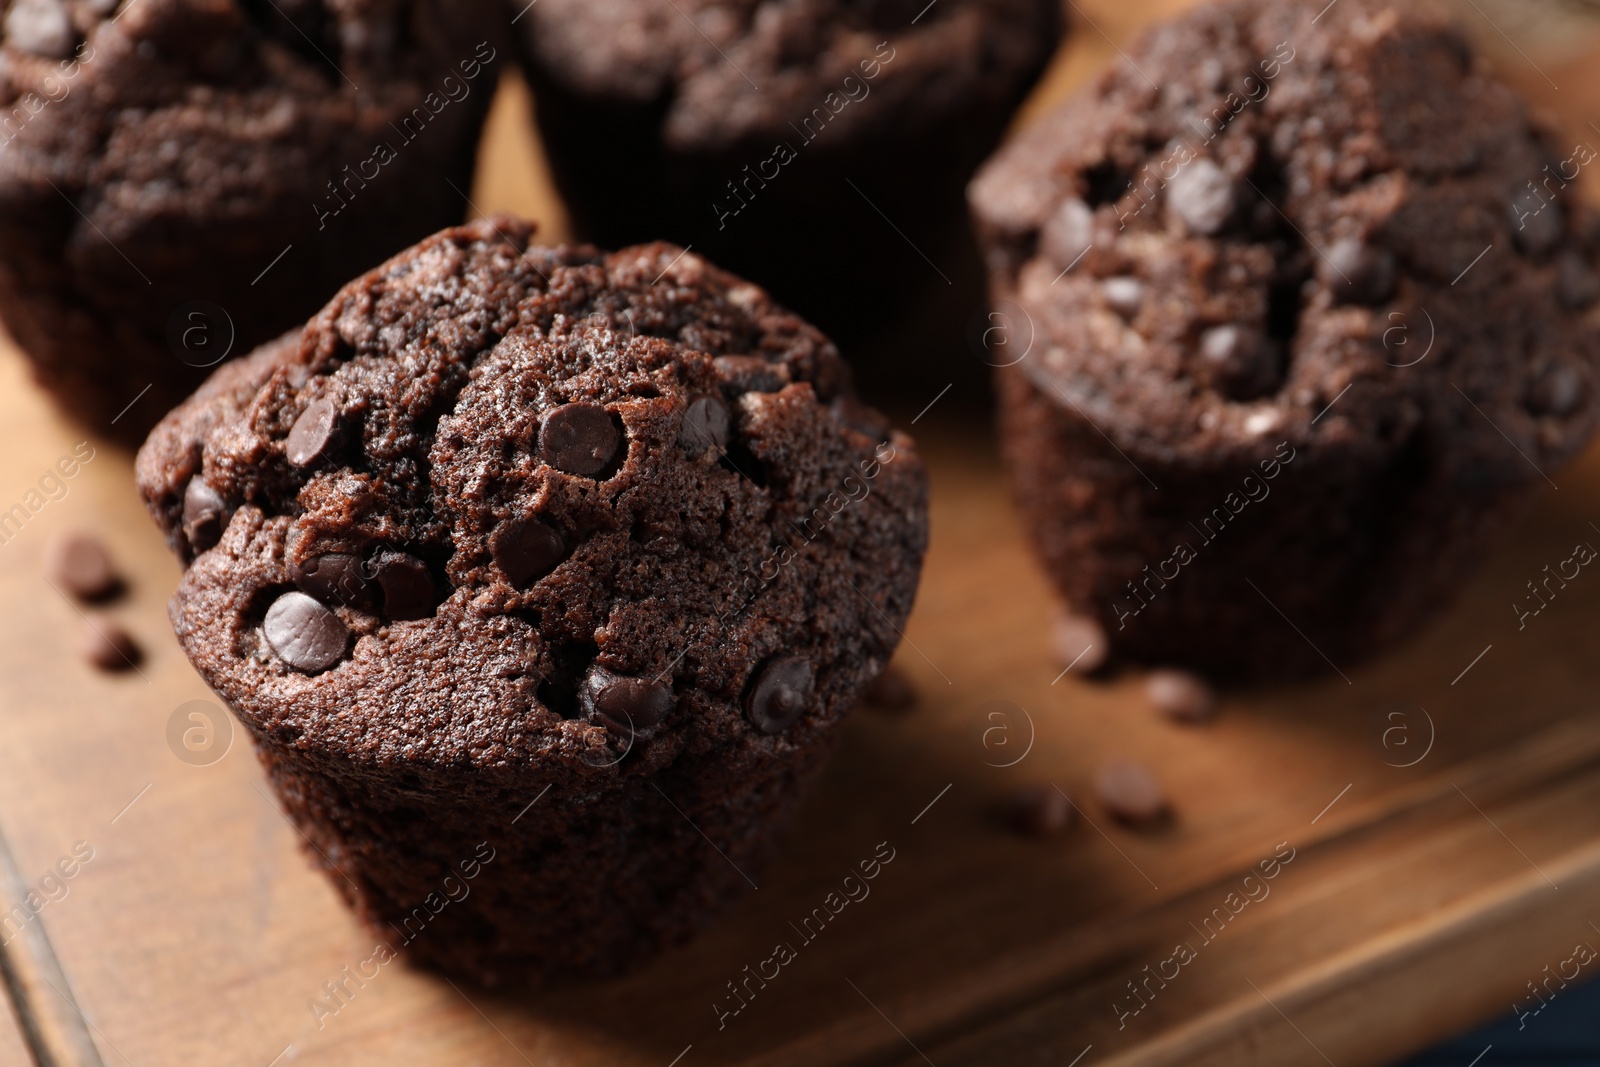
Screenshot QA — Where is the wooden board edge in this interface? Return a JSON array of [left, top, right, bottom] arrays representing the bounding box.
[[0, 820, 105, 1067], [1095, 835, 1600, 1067], [734, 713, 1600, 1067]]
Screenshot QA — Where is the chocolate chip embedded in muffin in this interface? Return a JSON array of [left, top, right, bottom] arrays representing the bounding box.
[[290, 553, 378, 614], [0, 1, 507, 442], [1322, 238, 1397, 305], [370, 551, 437, 621], [1167, 159, 1236, 235], [182, 479, 229, 554], [285, 398, 346, 469], [745, 657, 815, 735], [581, 666, 676, 735], [678, 395, 731, 457], [538, 402, 622, 477], [1197, 324, 1282, 400], [490, 516, 568, 589], [262, 592, 350, 674], [7, 0, 73, 58], [970, 0, 1600, 680], [133, 217, 930, 985]]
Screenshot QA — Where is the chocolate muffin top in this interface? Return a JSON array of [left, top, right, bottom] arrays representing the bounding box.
[[518, 0, 1060, 153], [136, 218, 928, 783], [0, 0, 501, 339], [970, 0, 1600, 482]]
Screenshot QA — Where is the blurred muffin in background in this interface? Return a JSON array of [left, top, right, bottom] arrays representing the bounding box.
[[970, 0, 1600, 681], [0, 0, 505, 441], [514, 0, 1063, 369]]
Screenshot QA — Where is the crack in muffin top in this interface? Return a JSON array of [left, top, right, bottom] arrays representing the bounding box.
[[969, 0, 1600, 480], [136, 217, 928, 778]]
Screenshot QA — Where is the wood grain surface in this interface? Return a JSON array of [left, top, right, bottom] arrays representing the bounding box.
[[0, 966, 41, 1067], [3, 2, 1600, 1066]]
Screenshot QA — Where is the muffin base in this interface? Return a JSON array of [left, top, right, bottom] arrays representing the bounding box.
[[998, 365, 1532, 682], [253, 724, 827, 986]]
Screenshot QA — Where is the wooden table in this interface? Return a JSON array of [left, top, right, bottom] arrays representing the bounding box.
[[0, 993, 35, 1067], [5, 3, 1600, 1065]]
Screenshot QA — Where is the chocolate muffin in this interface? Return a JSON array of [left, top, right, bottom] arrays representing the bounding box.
[[515, 0, 1062, 351], [970, 0, 1600, 681], [0, 0, 505, 441], [135, 217, 929, 984]]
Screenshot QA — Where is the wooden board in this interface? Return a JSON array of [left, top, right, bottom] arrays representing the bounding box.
[[4, 3, 1600, 1065], [0, 967, 39, 1067]]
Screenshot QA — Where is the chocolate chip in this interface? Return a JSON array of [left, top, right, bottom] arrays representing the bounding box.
[[80, 617, 139, 672], [1168, 160, 1235, 235], [1528, 361, 1586, 417], [745, 656, 813, 734], [864, 664, 916, 711], [1322, 238, 1396, 304], [1557, 252, 1600, 310], [262, 591, 350, 673], [285, 396, 342, 468], [1052, 610, 1106, 673], [1198, 324, 1281, 400], [1094, 760, 1168, 824], [1146, 669, 1217, 724], [1102, 276, 1144, 317], [182, 478, 228, 552], [714, 355, 788, 395], [490, 515, 566, 587], [538, 402, 620, 477], [1039, 197, 1094, 271], [679, 395, 730, 456], [1510, 195, 1563, 257], [1011, 785, 1073, 837], [291, 553, 377, 613], [45, 531, 119, 601], [5, 0, 73, 58], [372, 551, 436, 620], [582, 666, 675, 733]]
